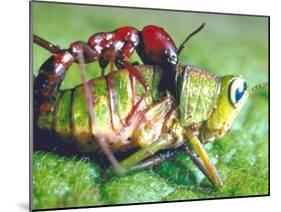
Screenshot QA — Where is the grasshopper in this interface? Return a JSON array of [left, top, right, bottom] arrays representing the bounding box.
[[34, 44, 268, 188]]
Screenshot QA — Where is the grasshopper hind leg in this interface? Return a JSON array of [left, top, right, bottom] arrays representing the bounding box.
[[107, 98, 176, 176], [129, 148, 178, 172], [104, 138, 172, 177], [185, 129, 223, 188]]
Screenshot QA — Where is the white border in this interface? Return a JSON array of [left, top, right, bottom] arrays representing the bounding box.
[[1, 0, 279, 212]]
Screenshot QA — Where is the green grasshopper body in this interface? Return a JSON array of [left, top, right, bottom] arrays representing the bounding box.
[[35, 63, 265, 188]]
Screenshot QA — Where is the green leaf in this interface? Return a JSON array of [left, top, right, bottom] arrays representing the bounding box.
[[32, 152, 102, 210], [100, 171, 175, 204]]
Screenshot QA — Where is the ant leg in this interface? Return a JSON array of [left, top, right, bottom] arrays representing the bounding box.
[[123, 61, 150, 90], [34, 34, 61, 53], [104, 48, 130, 128], [69, 41, 99, 63], [34, 35, 99, 64], [34, 37, 121, 173], [116, 61, 150, 123], [33, 37, 100, 115], [110, 93, 146, 144], [111, 64, 161, 143], [117, 41, 150, 91], [71, 43, 118, 129], [75, 45, 125, 174], [110, 63, 149, 142], [75, 46, 94, 123], [120, 44, 150, 119]]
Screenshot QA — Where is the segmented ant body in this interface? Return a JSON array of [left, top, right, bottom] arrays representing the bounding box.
[[34, 24, 204, 116]]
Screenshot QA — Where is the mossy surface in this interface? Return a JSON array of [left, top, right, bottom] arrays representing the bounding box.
[[32, 2, 269, 210]]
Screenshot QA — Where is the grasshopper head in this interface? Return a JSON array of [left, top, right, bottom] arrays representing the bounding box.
[[200, 75, 267, 143]]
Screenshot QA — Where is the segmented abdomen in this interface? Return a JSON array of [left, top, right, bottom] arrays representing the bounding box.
[[36, 66, 162, 151]]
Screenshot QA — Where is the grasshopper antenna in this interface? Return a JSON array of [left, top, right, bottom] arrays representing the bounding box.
[[177, 22, 205, 55], [248, 82, 268, 96]]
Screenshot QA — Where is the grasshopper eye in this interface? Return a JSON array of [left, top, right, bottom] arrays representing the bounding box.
[[229, 78, 247, 107]]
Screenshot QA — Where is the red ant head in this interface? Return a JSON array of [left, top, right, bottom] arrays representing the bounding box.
[[138, 25, 178, 67]]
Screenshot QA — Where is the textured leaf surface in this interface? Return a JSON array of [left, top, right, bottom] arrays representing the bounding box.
[[100, 171, 175, 204], [33, 152, 102, 209]]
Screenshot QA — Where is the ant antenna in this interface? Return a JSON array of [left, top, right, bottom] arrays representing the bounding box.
[[33, 34, 61, 54], [177, 22, 205, 55]]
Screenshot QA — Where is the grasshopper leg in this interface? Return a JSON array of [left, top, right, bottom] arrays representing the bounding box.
[[109, 98, 176, 175], [129, 149, 178, 172], [185, 129, 223, 188], [109, 137, 172, 176], [183, 145, 219, 186]]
